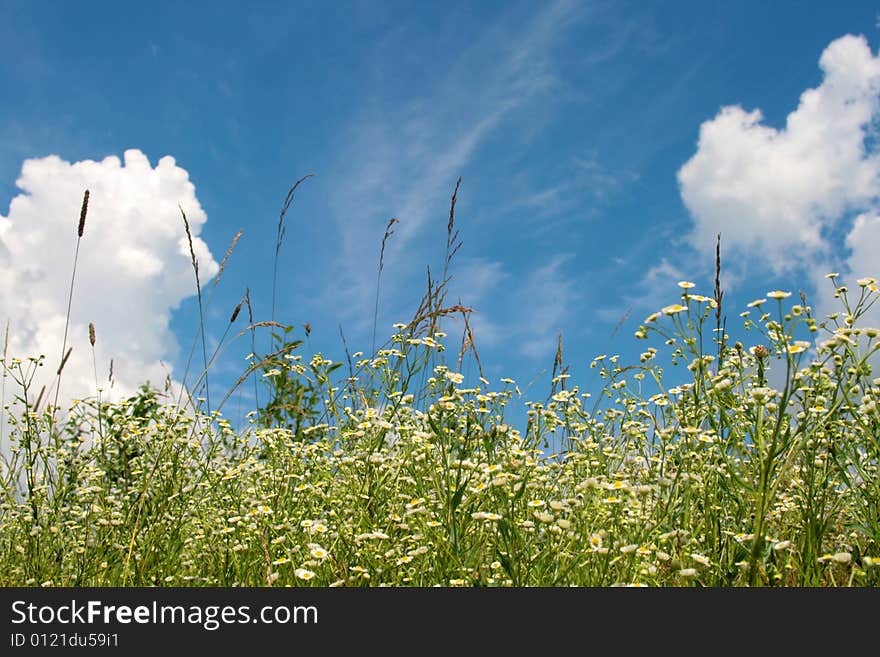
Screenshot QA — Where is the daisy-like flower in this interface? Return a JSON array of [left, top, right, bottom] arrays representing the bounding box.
[[690, 553, 710, 567], [294, 568, 316, 580], [857, 277, 876, 287], [750, 387, 773, 404], [662, 304, 687, 315], [310, 546, 329, 559], [677, 281, 696, 289], [272, 556, 291, 566], [552, 390, 571, 403], [444, 371, 465, 385], [578, 477, 600, 490], [589, 533, 603, 551], [767, 290, 792, 300], [747, 299, 766, 308], [787, 341, 811, 354]]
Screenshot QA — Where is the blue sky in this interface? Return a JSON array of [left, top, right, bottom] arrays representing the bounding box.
[[3, 0, 880, 424]]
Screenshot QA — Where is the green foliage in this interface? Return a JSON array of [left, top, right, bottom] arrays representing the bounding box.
[[253, 327, 324, 438], [97, 384, 162, 490]]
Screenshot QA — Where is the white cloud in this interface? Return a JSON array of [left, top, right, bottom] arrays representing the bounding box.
[[813, 210, 880, 328], [642, 258, 690, 296], [432, 254, 577, 362], [0, 148, 218, 411], [442, 257, 510, 349], [678, 34, 880, 274], [844, 212, 880, 281], [515, 254, 579, 360]]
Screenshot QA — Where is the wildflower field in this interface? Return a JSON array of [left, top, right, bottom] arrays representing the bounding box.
[[2, 189, 879, 588]]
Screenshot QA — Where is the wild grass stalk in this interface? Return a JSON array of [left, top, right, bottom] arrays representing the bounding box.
[[88, 321, 105, 450], [51, 190, 89, 416], [180, 206, 210, 415], [1, 320, 8, 456], [372, 216, 399, 357], [271, 174, 314, 324], [245, 288, 258, 409]]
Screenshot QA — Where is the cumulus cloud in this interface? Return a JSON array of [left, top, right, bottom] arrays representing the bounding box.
[[678, 34, 880, 274], [815, 209, 880, 325], [0, 148, 218, 410], [845, 211, 880, 280]]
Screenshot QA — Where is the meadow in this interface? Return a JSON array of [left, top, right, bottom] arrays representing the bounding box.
[[1, 184, 878, 587]]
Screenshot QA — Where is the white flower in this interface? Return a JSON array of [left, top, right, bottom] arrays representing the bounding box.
[[444, 371, 465, 385], [309, 546, 329, 559], [690, 553, 710, 567], [662, 304, 688, 315]]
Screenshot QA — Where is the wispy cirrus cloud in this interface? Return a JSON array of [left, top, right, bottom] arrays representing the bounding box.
[[322, 0, 587, 330], [499, 153, 639, 237], [443, 253, 579, 362]]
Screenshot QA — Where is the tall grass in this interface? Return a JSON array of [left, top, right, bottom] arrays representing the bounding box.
[[51, 189, 89, 416], [1, 187, 879, 587]]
